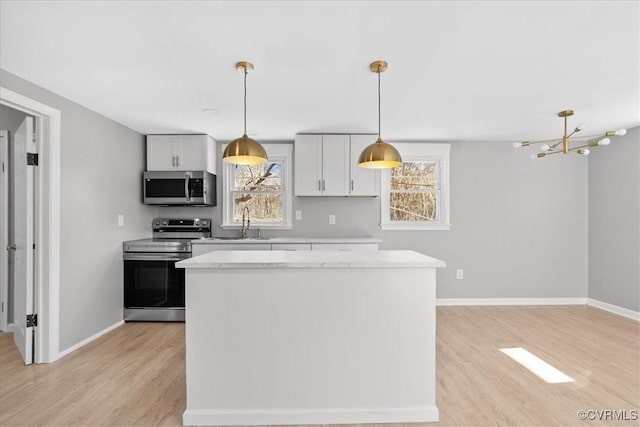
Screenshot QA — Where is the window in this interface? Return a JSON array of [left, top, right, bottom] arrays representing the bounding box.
[[381, 143, 450, 230], [222, 143, 292, 229]]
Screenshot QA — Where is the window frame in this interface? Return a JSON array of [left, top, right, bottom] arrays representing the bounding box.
[[221, 143, 293, 229], [380, 143, 451, 231]]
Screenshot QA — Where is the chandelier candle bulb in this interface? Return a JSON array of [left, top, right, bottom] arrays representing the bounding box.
[[598, 137, 611, 146], [540, 144, 550, 151]]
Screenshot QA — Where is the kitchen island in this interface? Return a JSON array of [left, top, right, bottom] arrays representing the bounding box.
[[176, 250, 445, 426]]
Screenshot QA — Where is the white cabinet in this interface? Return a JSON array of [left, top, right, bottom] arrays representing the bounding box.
[[294, 134, 379, 197], [147, 134, 217, 174], [294, 134, 349, 196], [349, 135, 380, 196]]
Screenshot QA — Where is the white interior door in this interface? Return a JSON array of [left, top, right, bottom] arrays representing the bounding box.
[[12, 117, 34, 365], [0, 130, 8, 332]]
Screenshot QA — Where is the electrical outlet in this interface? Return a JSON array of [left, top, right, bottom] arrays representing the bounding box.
[[456, 269, 464, 280], [329, 214, 336, 225], [295, 210, 302, 220], [117, 214, 125, 227]]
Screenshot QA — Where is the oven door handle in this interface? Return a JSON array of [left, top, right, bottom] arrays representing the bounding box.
[[124, 253, 191, 261]]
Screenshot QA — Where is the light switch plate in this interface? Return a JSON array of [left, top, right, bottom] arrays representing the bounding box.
[[329, 214, 336, 225], [295, 210, 302, 220], [456, 269, 464, 280], [118, 214, 125, 227]]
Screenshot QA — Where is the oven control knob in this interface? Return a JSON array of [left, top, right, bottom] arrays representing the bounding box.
[[155, 221, 160, 225], [162, 221, 167, 225]]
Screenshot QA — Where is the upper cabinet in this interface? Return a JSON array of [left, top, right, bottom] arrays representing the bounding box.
[[294, 134, 379, 197], [147, 134, 217, 174], [349, 135, 380, 196]]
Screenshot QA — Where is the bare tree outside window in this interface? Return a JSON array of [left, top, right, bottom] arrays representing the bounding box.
[[231, 162, 284, 223], [390, 161, 439, 221]]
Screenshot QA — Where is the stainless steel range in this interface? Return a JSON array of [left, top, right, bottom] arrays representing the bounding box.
[[123, 217, 211, 321]]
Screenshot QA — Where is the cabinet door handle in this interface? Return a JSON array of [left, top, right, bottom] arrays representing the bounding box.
[[351, 180, 354, 191], [318, 180, 321, 192], [176, 156, 180, 167], [322, 180, 326, 191], [172, 156, 176, 167]]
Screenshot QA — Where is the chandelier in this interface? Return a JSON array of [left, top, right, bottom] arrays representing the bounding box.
[[514, 110, 627, 158]]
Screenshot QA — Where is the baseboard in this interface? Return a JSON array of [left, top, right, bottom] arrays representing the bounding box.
[[587, 298, 640, 321], [436, 297, 588, 306], [4, 322, 15, 333], [56, 320, 124, 360], [183, 406, 439, 426]]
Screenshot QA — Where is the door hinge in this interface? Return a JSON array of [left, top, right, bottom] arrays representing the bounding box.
[[27, 314, 37, 328], [27, 153, 38, 166], [33, 243, 36, 250]]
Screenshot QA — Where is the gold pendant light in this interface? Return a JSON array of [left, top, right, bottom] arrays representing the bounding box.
[[223, 61, 268, 165], [514, 109, 627, 159], [358, 60, 402, 169]]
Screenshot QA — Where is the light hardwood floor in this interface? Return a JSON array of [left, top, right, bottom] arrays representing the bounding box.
[[1, 306, 638, 426]]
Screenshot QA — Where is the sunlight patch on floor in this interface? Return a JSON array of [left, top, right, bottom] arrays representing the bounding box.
[[500, 347, 574, 384]]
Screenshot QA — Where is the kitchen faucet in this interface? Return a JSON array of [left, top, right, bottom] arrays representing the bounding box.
[[240, 207, 250, 239]]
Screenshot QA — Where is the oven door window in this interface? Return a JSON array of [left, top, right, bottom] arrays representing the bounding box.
[[124, 260, 185, 308]]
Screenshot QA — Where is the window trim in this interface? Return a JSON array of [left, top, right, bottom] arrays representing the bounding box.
[[221, 143, 293, 229], [380, 143, 451, 231]]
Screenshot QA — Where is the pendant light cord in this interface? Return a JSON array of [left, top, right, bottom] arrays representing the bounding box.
[[243, 68, 248, 135], [377, 66, 381, 139]]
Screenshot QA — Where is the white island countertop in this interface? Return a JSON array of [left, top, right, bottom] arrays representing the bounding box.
[[177, 249, 445, 269], [191, 236, 382, 244]]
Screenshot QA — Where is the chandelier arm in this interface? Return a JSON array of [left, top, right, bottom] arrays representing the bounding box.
[[568, 142, 598, 151], [526, 138, 563, 144], [542, 150, 564, 156], [564, 132, 608, 140], [550, 140, 564, 149]]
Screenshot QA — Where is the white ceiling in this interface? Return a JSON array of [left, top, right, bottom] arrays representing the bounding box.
[[1, 1, 638, 142]]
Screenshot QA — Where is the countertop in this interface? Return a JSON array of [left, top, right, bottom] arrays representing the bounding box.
[[176, 249, 446, 269], [191, 237, 382, 244]]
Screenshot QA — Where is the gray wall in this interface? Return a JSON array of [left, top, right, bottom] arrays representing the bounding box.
[[589, 126, 640, 311], [0, 104, 34, 324], [161, 140, 590, 300], [1, 69, 155, 351]]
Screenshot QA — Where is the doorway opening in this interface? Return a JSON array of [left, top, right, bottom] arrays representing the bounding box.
[[0, 87, 61, 364]]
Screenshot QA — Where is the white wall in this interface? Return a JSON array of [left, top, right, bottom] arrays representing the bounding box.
[[1, 68, 155, 352], [161, 140, 590, 300], [588, 126, 640, 311]]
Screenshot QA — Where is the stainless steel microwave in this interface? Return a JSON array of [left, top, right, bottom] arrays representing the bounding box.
[[143, 171, 216, 206]]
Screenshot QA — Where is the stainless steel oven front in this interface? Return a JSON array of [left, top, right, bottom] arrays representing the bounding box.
[[123, 251, 190, 321]]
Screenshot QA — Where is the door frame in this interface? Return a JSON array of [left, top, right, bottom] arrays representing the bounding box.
[[0, 130, 8, 332], [0, 87, 61, 363]]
